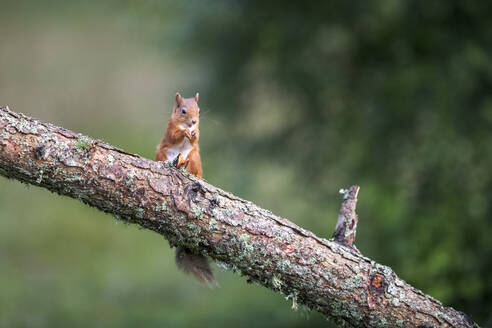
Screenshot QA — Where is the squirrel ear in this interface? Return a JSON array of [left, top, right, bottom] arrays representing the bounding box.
[[175, 93, 183, 105], [194, 92, 199, 102]]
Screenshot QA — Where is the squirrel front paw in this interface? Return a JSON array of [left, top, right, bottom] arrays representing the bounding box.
[[185, 130, 197, 142]]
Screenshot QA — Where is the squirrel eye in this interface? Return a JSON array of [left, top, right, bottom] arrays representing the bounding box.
[[181, 108, 187, 114]]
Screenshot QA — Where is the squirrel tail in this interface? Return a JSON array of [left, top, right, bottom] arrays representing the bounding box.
[[175, 246, 217, 287]]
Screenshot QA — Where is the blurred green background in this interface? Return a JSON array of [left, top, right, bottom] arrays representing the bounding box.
[[1, 1, 491, 327]]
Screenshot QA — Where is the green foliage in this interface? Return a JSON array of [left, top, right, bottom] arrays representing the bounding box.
[[0, 0, 491, 327]]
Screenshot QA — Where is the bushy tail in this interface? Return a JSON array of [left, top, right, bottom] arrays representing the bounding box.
[[175, 247, 217, 287]]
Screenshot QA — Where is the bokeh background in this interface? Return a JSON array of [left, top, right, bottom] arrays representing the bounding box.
[[1, 1, 491, 327]]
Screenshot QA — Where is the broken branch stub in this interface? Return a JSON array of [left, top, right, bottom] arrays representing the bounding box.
[[333, 185, 360, 247]]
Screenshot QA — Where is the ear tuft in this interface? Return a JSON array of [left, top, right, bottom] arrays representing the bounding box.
[[175, 93, 183, 105], [195, 92, 199, 102]]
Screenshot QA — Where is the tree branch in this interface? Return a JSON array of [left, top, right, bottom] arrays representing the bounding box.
[[0, 106, 479, 328]]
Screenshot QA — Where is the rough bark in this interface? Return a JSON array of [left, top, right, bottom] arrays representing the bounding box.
[[333, 185, 360, 247], [0, 106, 480, 328]]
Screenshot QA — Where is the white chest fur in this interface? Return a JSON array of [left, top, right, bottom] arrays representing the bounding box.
[[166, 138, 193, 162]]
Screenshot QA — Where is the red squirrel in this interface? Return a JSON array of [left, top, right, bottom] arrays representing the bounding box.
[[155, 92, 215, 285]]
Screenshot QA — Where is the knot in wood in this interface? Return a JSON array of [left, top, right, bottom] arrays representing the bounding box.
[[191, 182, 203, 194], [370, 274, 386, 294], [34, 145, 46, 160], [208, 198, 219, 210], [186, 182, 204, 199]]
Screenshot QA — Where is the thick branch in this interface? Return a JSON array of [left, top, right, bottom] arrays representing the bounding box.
[[0, 106, 479, 328]]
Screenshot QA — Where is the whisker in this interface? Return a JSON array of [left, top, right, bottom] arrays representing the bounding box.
[[199, 108, 221, 125], [200, 112, 221, 126]]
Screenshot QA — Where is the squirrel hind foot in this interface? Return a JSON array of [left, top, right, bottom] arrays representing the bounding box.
[[175, 246, 217, 287], [174, 153, 189, 169]]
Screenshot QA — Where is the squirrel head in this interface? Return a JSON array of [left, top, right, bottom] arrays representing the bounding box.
[[172, 92, 200, 129]]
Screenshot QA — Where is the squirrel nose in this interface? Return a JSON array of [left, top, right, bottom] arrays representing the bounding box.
[[192, 120, 197, 125]]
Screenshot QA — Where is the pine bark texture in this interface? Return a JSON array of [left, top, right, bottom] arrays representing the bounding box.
[[0, 107, 480, 328]]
